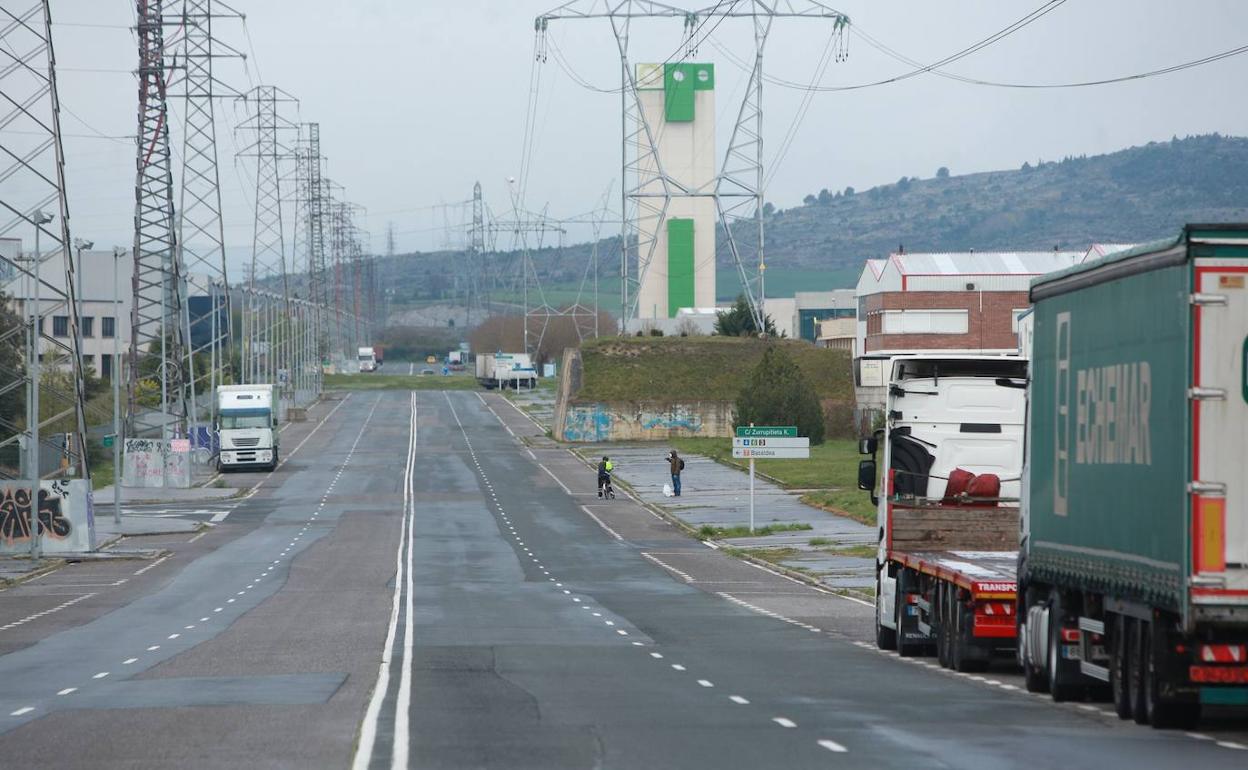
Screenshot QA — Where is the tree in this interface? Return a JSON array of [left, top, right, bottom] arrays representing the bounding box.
[[843, 186, 854, 196], [713, 294, 777, 337], [802, 194, 816, 206], [762, 201, 775, 217], [734, 345, 825, 445], [936, 166, 950, 179], [817, 188, 833, 205]]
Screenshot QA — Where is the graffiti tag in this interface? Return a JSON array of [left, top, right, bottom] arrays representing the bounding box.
[[0, 486, 73, 546]]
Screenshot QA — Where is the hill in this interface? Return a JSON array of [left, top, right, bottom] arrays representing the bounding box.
[[383, 134, 1248, 306]]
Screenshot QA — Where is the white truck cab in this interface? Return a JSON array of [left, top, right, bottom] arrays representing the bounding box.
[[216, 384, 279, 471], [358, 346, 377, 372]]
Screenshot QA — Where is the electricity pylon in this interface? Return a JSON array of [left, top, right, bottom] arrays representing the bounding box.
[[0, 1, 91, 489], [536, 1, 850, 330]]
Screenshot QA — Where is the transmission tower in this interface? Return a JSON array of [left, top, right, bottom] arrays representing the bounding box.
[[175, 0, 243, 431], [236, 85, 297, 392], [536, 1, 850, 330], [296, 122, 328, 372], [0, 1, 92, 491], [130, 0, 189, 441]]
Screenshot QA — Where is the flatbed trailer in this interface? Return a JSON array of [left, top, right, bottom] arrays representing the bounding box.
[[859, 355, 1028, 670]]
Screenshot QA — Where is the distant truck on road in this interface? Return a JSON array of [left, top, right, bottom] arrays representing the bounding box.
[[1017, 225, 1248, 727], [358, 346, 377, 372], [216, 384, 279, 471], [476, 352, 537, 390], [859, 354, 1028, 670]]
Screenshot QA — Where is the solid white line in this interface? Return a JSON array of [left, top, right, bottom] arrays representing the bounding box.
[[580, 505, 624, 541], [353, 392, 416, 770], [187, 531, 207, 543], [133, 555, 170, 576], [10, 707, 33, 716], [818, 739, 848, 753], [394, 394, 417, 768], [773, 717, 797, 728], [538, 462, 573, 495], [526, 448, 537, 460], [729, 695, 750, 705], [1217, 741, 1248, 750]]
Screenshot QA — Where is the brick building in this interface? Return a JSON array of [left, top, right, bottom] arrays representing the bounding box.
[[854, 250, 1083, 356]]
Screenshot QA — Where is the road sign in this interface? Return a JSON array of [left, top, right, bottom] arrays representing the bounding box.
[[102, 434, 115, 448], [735, 426, 797, 437], [733, 447, 810, 459], [732, 437, 809, 449], [170, 438, 190, 453]]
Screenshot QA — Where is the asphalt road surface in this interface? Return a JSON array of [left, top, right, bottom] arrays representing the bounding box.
[[1, 389, 1244, 769]]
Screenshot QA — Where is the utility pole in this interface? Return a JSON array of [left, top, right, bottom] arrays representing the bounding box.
[[0, 2, 92, 515], [176, 0, 244, 440], [130, 0, 189, 454]]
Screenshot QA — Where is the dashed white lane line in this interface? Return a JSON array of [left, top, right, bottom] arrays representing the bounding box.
[[0, 592, 96, 633], [57, 688, 76, 696], [123, 657, 138, 665], [672, 664, 686, 671], [133, 555, 170, 576], [642, 552, 694, 583], [697, 679, 714, 688], [729, 695, 750, 705], [616, 629, 628, 636], [146, 645, 159, 651], [187, 530, 207, 543], [168, 633, 180, 639], [650, 652, 664, 659], [92, 672, 109, 680], [1217, 741, 1248, 751], [10, 707, 34, 716], [773, 717, 797, 728], [818, 739, 848, 753]]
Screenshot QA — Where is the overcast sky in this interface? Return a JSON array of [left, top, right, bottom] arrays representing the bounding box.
[[45, 0, 1248, 276]]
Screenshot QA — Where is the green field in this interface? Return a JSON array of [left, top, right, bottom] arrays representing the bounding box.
[[670, 437, 875, 525], [576, 336, 852, 404], [323, 372, 479, 391]]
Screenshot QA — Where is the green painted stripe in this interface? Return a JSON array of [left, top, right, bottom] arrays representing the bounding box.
[[667, 218, 695, 318]]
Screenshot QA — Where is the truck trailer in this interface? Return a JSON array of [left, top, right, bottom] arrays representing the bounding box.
[[475, 352, 537, 390], [859, 355, 1028, 670], [216, 384, 280, 471], [1017, 225, 1248, 727]]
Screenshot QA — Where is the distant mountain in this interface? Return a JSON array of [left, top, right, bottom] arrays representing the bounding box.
[[766, 133, 1248, 271], [385, 134, 1248, 307]]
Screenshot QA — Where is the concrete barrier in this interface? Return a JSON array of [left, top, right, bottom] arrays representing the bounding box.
[[122, 439, 192, 488], [0, 479, 96, 554]]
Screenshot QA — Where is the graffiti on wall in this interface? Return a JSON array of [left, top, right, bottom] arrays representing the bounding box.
[[0, 482, 73, 546], [123, 438, 191, 488], [563, 402, 713, 442], [640, 407, 703, 432], [564, 404, 613, 442]]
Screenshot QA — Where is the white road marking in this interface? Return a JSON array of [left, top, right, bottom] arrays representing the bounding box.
[[199, 617, 209, 622], [579, 505, 624, 541], [697, 679, 714, 687], [538, 462, 573, 495], [0, 592, 96, 633], [650, 652, 664, 659], [93, 672, 109, 679], [1217, 742, 1247, 750], [167, 633, 179, 639], [730, 695, 750, 705], [133, 555, 170, 576], [1187, 733, 1214, 741], [616, 629, 628, 636], [395, 394, 418, 770], [209, 511, 230, 523], [57, 688, 76, 696], [187, 531, 207, 543], [123, 658, 138, 665], [672, 664, 686, 671], [10, 707, 34, 716], [147, 645, 160, 651], [773, 717, 797, 728], [818, 739, 848, 753], [702, 541, 719, 550], [213, 608, 222, 613], [642, 553, 695, 582]]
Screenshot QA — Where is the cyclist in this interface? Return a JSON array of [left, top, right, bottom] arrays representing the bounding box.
[[597, 456, 615, 499]]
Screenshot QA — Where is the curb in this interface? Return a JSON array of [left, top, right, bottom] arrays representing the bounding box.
[[0, 557, 67, 589]]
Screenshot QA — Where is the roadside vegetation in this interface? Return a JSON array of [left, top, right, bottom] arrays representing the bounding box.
[[324, 372, 478, 391], [670, 436, 876, 526], [697, 522, 811, 539]]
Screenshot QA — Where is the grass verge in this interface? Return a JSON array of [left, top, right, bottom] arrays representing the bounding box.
[[670, 437, 876, 526], [324, 373, 478, 391], [698, 522, 811, 539]]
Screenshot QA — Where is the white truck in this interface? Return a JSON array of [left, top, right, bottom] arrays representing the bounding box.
[[358, 346, 377, 372], [858, 355, 1028, 669], [216, 384, 280, 471], [475, 352, 537, 390]]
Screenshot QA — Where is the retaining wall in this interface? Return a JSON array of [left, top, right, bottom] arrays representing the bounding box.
[[0, 479, 96, 554]]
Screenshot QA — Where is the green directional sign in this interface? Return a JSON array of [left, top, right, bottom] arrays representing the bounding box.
[[102, 434, 115, 448], [735, 426, 798, 438]]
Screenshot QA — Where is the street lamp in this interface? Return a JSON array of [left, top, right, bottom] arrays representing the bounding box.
[[29, 209, 53, 561], [73, 238, 93, 345]]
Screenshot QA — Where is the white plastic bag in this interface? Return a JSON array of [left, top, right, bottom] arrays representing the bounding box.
[[662, 483, 674, 498]]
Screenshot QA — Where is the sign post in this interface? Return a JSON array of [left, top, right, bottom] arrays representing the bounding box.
[[733, 426, 809, 533]]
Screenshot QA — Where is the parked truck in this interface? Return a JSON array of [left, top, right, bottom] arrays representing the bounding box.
[[859, 354, 1029, 670], [357, 346, 377, 372], [1017, 224, 1248, 727], [216, 384, 279, 471], [475, 352, 537, 390]]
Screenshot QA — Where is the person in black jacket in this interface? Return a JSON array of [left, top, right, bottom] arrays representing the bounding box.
[[668, 450, 684, 497]]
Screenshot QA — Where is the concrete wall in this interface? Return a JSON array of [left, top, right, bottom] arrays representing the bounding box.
[[0, 479, 96, 554], [561, 400, 734, 443], [123, 438, 192, 488]]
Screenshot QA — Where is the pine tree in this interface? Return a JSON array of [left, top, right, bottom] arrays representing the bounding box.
[[734, 345, 825, 445]]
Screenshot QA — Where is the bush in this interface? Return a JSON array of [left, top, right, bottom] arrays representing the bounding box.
[[735, 345, 825, 445]]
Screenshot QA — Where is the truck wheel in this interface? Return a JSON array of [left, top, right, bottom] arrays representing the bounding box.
[[952, 600, 989, 673], [1047, 592, 1081, 702], [875, 575, 896, 650], [1111, 615, 1132, 720], [1140, 621, 1201, 729]]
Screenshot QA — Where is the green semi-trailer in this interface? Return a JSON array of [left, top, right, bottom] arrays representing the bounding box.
[[1017, 224, 1248, 728]]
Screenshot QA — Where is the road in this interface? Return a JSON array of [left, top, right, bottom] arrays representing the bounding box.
[[0, 389, 1244, 768]]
